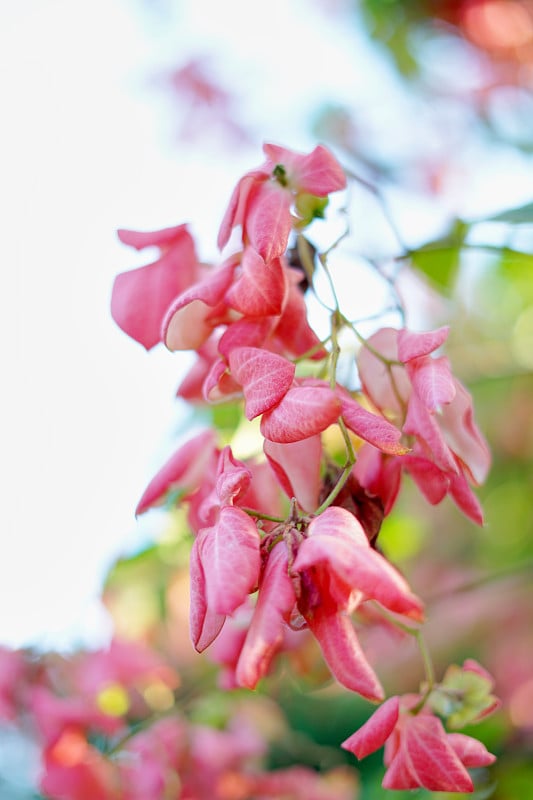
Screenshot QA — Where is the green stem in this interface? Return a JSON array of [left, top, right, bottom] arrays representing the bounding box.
[[314, 462, 352, 516], [371, 603, 436, 709], [414, 629, 435, 691], [350, 324, 401, 367], [293, 336, 331, 363], [240, 508, 285, 523]]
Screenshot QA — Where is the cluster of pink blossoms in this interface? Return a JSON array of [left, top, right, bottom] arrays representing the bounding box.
[[111, 143, 499, 793], [1, 641, 356, 799]]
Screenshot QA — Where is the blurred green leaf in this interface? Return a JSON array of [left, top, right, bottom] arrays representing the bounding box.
[[497, 249, 533, 304], [409, 219, 469, 294], [410, 246, 461, 293], [493, 761, 533, 799], [209, 401, 243, 434], [485, 201, 533, 225]]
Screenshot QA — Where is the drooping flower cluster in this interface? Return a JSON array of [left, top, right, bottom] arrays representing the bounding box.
[[342, 660, 500, 793], [109, 142, 499, 793]]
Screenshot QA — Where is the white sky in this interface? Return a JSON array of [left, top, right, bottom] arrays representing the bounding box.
[[1, 0, 532, 651]]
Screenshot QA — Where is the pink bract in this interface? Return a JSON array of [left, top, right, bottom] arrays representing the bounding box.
[[228, 346, 295, 420], [217, 143, 346, 257], [357, 326, 490, 522], [236, 542, 296, 689], [261, 384, 341, 443], [342, 695, 496, 792], [111, 224, 199, 350], [135, 429, 217, 515]]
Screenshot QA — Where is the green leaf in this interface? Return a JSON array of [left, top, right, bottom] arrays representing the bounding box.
[[485, 201, 533, 225], [410, 246, 461, 293], [198, 402, 243, 436], [497, 249, 533, 303], [409, 219, 469, 294]]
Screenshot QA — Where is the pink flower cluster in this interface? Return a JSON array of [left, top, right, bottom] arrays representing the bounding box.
[[110, 142, 498, 793], [1, 642, 355, 800], [354, 326, 491, 525], [342, 691, 495, 793]]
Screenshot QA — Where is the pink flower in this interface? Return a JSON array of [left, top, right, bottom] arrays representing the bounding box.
[[342, 695, 496, 792], [119, 718, 186, 800], [31, 687, 123, 746], [217, 143, 346, 260], [189, 448, 262, 650], [111, 224, 200, 350], [290, 507, 423, 701], [135, 429, 217, 516], [235, 541, 297, 689], [73, 638, 177, 699], [357, 326, 491, 523], [40, 731, 119, 800]]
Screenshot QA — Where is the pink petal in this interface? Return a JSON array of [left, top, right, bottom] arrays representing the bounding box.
[[217, 169, 268, 251], [381, 751, 420, 790], [407, 355, 456, 411], [447, 733, 496, 768], [440, 380, 491, 485], [357, 328, 409, 418], [201, 506, 261, 616], [247, 181, 293, 262], [404, 392, 458, 474], [293, 144, 347, 195], [189, 534, 226, 652], [305, 602, 384, 701], [400, 714, 473, 793], [263, 143, 347, 196], [117, 224, 189, 250], [342, 696, 400, 758], [162, 260, 237, 351], [202, 357, 242, 404], [296, 508, 423, 620], [341, 395, 407, 455], [261, 385, 341, 443], [273, 283, 328, 359], [263, 436, 322, 511], [225, 250, 288, 317], [163, 299, 215, 351], [111, 229, 199, 350], [236, 542, 296, 689], [238, 459, 285, 523], [228, 347, 295, 420], [218, 317, 277, 359], [135, 430, 216, 515], [215, 447, 252, 507], [397, 326, 449, 362], [352, 445, 403, 516], [448, 470, 484, 525], [402, 455, 449, 505], [306, 506, 369, 546]]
